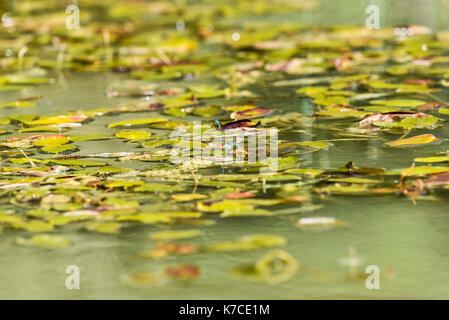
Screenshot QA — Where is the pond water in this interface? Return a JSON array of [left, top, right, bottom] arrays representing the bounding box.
[[1, 0, 449, 299]]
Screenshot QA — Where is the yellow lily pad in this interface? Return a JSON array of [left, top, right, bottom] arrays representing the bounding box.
[[387, 134, 442, 147], [151, 230, 202, 240], [108, 117, 167, 128], [115, 130, 152, 141], [414, 156, 449, 163], [16, 234, 70, 248], [33, 136, 70, 147]]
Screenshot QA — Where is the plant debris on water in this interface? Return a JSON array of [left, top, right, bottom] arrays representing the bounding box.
[[1, 0, 449, 293]]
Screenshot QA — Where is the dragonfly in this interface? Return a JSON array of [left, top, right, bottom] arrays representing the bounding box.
[[213, 118, 238, 151]]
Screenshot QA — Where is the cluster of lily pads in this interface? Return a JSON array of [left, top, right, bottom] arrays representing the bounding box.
[[1, 0, 449, 285]]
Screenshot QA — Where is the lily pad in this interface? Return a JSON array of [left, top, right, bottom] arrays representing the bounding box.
[[152, 230, 202, 240], [16, 234, 70, 248], [42, 144, 77, 154], [202, 234, 286, 252], [115, 131, 152, 141], [85, 221, 121, 234], [387, 134, 442, 148], [108, 118, 167, 128], [33, 136, 70, 147]]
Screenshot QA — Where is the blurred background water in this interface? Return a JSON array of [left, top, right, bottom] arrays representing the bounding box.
[[1, 0, 449, 299]]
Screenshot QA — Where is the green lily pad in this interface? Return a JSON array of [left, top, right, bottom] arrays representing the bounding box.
[[16, 234, 70, 248], [105, 180, 144, 189], [20, 126, 61, 132], [414, 156, 449, 163], [25, 115, 87, 126], [401, 166, 449, 176], [370, 99, 427, 107], [171, 193, 208, 201], [192, 105, 222, 117], [151, 230, 202, 240], [85, 221, 121, 234], [33, 136, 70, 147], [68, 134, 111, 142], [135, 184, 184, 192], [42, 144, 77, 154], [115, 130, 152, 141], [439, 108, 449, 115], [117, 213, 171, 224], [12, 220, 54, 232]]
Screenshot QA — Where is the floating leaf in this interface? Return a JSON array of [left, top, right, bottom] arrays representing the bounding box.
[[33, 136, 70, 147], [12, 220, 54, 232], [20, 126, 61, 133], [171, 193, 208, 201], [387, 134, 442, 148], [0, 214, 23, 224], [232, 250, 299, 283], [135, 184, 184, 192], [286, 168, 323, 177], [296, 141, 333, 150], [226, 192, 256, 199], [25, 115, 88, 126], [439, 108, 449, 115], [102, 198, 139, 209], [414, 156, 449, 163], [98, 166, 131, 174], [315, 105, 367, 118], [164, 106, 188, 118], [314, 96, 350, 106], [401, 166, 449, 176], [202, 234, 286, 252], [125, 271, 167, 287], [117, 213, 171, 224], [47, 215, 94, 226], [85, 221, 121, 234], [0, 117, 11, 125], [231, 107, 273, 120], [50, 159, 106, 166], [142, 138, 179, 149], [328, 177, 380, 184], [192, 105, 222, 117], [221, 208, 272, 217], [105, 180, 144, 189], [0, 101, 36, 109], [297, 216, 348, 230], [139, 242, 198, 259], [160, 211, 202, 219], [370, 99, 427, 108], [69, 134, 111, 142], [165, 265, 200, 280], [197, 199, 253, 212], [317, 185, 368, 195]]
